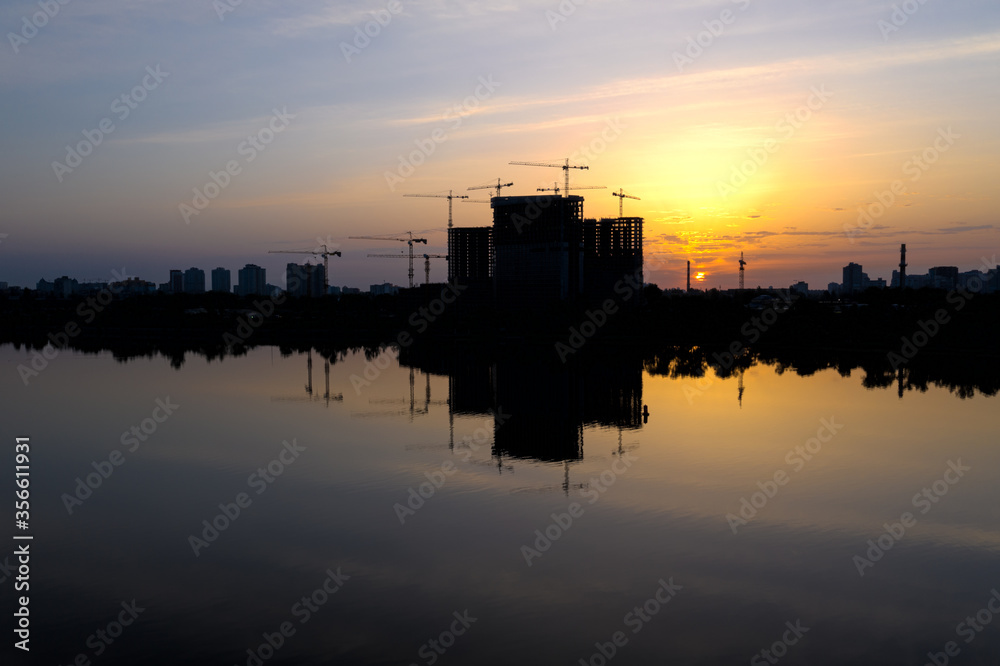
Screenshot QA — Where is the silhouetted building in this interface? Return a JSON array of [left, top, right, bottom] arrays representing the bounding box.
[[169, 270, 183, 294], [113, 278, 156, 297], [285, 262, 324, 297], [842, 263, 864, 294], [370, 283, 399, 296], [211, 267, 231, 293], [582, 217, 643, 303], [236, 264, 267, 297], [928, 266, 959, 290], [183, 267, 205, 294], [37, 276, 81, 297], [448, 226, 493, 282], [492, 195, 585, 307]]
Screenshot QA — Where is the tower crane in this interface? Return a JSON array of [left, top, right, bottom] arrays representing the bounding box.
[[468, 178, 514, 199], [536, 184, 606, 195], [509, 158, 589, 195], [612, 188, 640, 218], [403, 190, 468, 228], [368, 253, 448, 285], [268, 244, 341, 295], [739, 251, 747, 291], [349, 232, 428, 288]]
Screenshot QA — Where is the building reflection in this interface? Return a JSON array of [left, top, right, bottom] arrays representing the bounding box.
[[400, 345, 644, 464]]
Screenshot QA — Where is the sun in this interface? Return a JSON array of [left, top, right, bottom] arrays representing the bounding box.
[[695, 272, 707, 282]]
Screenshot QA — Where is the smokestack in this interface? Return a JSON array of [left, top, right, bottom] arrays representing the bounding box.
[[899, 243, 907, 289], [687, 260, 691, 293]]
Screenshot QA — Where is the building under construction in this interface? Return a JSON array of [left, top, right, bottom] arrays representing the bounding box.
[[491, 194, 586, 306], [448, 194, 643, 308], [447, 226, 492, 283], [582, 216, 643, 302]]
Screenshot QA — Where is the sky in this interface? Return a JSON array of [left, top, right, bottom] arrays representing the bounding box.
[[1, 0, 998, 290]]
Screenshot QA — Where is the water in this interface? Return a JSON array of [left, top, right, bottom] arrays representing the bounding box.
[[3, 343, 999, 665]]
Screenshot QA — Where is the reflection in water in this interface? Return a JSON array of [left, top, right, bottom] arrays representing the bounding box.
[[9, 332, 996, 399], [640, 344, 999, 399], [3, 340, 999, 665], [401, 345, 643, 464], [270, 349, 344, 407]]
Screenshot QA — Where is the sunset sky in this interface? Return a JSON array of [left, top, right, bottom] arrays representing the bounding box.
[[1, 0, 997, 290]]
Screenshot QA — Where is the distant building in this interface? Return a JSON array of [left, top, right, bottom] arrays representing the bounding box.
[[370, 283, 399, 296], [893, 269, 928, 289], [169, 270, 183, 294], [340, 286, 361, 295], [842, 263, 864, 294], [986, 266, 1000, 294], [113, 278, 157, 297], [236, 264, 267, 296], [285, 262, 325, 297], [211, 267, 231, 293], [183, 267, 205, 294], [791, 281, 809, 296], [928, 266, 958, 290], [827, 282, 840, 296], [56, 276, 80, 297], [841, 263, 887, 293]]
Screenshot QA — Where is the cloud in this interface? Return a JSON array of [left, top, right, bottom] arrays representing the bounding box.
[[915, 224, 996, 235]]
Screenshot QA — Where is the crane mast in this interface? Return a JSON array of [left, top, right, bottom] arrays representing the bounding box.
[[403, 190, 468, 228], [611, 188, 640, 218], [350, 232, 428, 288]]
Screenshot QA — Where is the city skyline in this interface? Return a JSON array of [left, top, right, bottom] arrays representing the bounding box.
[[22, 251, 997, 296], [2, 2, 998, 289]]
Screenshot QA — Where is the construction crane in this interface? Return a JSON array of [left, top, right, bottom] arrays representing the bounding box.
[[739, 251, 747, 291], [509, 158, 589, 195], [468, 178, 514, 199], [268, 244, 341, 295], [536, 184, 606, 195], [349, 232, 428, 288], [612, 188, 640, 218], [368, 253, 448, 285], [403, 190, 468, 228]]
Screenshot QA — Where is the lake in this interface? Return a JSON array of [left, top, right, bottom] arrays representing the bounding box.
[[3, 342, 999, 665]]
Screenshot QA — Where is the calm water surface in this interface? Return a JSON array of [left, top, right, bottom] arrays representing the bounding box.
[[3, 343, 999, 665]]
